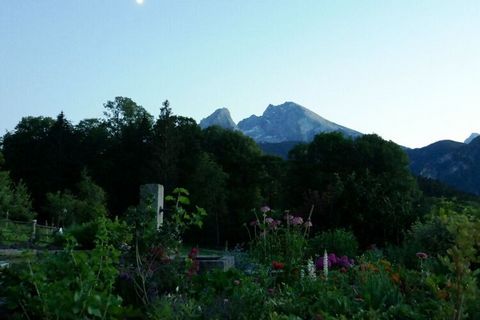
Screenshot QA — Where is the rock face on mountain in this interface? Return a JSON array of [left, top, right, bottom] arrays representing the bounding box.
[[199, 108, 237, 130], [407, 137, 480, 195], [237, 102, 361, 143], [465, 133, 480, 144]]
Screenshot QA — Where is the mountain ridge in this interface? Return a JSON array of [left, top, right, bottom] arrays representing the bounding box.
[[200, 101, 361, 143]]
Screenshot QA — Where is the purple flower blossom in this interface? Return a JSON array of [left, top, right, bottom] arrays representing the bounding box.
[[315, 253, 354, 270], [304, 220, 313, 227], [263, 217, 282, 230], [416, 252, 428, 260], [260, 206, 271, 213], [291, 216, 304, 226]]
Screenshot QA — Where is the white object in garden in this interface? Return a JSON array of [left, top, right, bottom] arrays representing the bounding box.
[[140, 184, 164, 229], [323, 250, 328, 280], [307, 258, 316, 279]]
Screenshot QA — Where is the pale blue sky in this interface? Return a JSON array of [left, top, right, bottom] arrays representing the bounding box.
[[1, 0, 479, 148]]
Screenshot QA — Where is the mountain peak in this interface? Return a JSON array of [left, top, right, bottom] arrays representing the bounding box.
[[464, 133, 480, 144], [237, 101, 361, 143], [199, 108, 237, 130]]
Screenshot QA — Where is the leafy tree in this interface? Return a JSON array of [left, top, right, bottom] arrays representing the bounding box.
[[100, 97, 154, 214], [287, 133, 421, 245], [151, 100, 203, 192], [0, 152, 35, 221], [186, 152, 228, 246], [44, 171, 108, 226], [2, 116, 55, 213], [201, 126, 264, 242]]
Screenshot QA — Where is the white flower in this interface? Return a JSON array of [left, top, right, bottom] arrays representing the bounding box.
[[307, 258, 316, 279], [323, 250, 328, 280]]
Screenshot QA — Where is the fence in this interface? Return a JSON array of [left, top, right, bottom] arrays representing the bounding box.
[[0, 218, 58, 245]]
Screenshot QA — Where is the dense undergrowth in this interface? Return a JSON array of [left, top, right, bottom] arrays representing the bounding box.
[[1, 198, 479, 319]]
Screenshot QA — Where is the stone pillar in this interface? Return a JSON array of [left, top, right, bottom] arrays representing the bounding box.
[[140, 184, 164, 229]]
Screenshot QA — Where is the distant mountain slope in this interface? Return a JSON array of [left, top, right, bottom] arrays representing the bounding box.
[[407, 138, 480, 195], [237, 102, 361, 143], [199, 108, 237, 130]]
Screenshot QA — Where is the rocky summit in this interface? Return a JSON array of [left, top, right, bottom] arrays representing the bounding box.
[[237, 102, 361, 143], [200, 101, 361, 143], [199, 108, 237, 130]]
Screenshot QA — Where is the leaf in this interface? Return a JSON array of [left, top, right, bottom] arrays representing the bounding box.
[[178, 196, 190, 205], [172, 187, 189, 196], [88, 306, 102, 317]]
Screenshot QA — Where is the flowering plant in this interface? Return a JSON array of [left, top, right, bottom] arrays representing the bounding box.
[[246, 206, 314, 276], [272, 260, 285, 270], [315, 252, 355, 270]]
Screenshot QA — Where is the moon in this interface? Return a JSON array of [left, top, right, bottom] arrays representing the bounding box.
[[136, 0, 144, 4]]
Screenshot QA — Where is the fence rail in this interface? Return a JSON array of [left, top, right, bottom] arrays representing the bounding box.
[[0, 218, 58, 245]]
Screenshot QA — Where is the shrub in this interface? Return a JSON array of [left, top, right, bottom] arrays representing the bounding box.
[[308, 228, 359, 258], [386, 217, 454, 268], [0, 216, 125, 319], [66, 217, 131, 250]]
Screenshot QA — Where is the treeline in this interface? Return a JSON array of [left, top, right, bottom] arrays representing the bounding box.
[[0, 97, 432, 246]]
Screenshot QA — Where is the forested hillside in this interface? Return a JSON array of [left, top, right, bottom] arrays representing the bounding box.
[[1, 97, 429, 247]]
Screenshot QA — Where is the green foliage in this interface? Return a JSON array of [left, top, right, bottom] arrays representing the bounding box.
[[439, 212, 480, 320], [0, 169, 35, 221], [247, 208, 310, 277], [186, 152, 228, 246], [0, 216, 125, 319], [287, 133, 422, 245], [202, 126, 264, 242], [44, 171, 108, 226], [65, 217, 132, 250], [386, 216, 454, 268], [308, 228, 359, 258], [124, 187, 207, 307], [165, 187, 208, 233]]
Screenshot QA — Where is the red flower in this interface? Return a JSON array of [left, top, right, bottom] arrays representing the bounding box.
[[272, 261, 285, 270], [188, 247, 199, 259]]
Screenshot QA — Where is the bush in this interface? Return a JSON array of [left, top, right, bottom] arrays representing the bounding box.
[[0, 217, 125, 319], [308, 228, 359, 258], [66, 217, 131, 250]]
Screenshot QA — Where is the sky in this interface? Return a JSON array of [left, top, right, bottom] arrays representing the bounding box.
[[1, 0, 479, 148]]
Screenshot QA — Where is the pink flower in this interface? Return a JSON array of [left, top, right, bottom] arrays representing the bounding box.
[[416, 252, 428, 259], [260, 206, 271, 213], [291, 216, 304, 226], [265, 217, 274, 224]]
